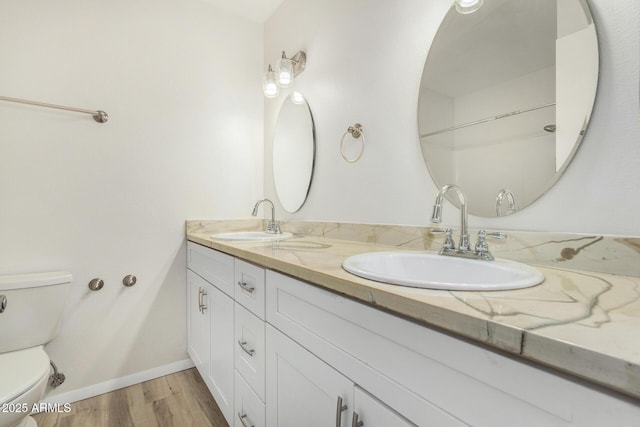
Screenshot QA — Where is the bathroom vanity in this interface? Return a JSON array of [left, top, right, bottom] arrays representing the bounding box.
[[186, 221, 640, 427]]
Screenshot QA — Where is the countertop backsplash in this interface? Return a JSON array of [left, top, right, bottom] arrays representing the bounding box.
[[186, 219, 640, 278]]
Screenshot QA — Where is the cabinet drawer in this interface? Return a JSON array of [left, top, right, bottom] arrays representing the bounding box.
[[235, 303, 266, 401], [187, 242, 234, 297], [234, 259, 266, 319], [353, 386, 416, 427], [235, 371, 266, 427]]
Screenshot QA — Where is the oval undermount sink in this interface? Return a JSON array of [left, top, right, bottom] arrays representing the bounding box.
[[342, 251, 544, 291], [211, 231, 293, 241]]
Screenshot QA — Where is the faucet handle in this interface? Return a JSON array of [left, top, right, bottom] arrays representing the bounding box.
[[475, 230, 507, 259], [431, 228, 455, 249], [485, 231, 507, 240], [475, 230, 490, 254]]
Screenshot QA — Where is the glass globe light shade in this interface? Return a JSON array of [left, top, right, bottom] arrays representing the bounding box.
[[263, 66, 279, 98], [277, 57, 294, 88]]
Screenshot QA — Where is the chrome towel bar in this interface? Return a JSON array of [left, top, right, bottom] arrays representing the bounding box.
[[0, 95, 108, 123]]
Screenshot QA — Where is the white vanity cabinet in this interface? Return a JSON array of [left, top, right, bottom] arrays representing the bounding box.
[[187, 243, 235, 425], [188, 242, 640, 427]]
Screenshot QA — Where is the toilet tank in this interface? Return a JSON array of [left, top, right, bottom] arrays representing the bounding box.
[[0, 271, 72, 353]]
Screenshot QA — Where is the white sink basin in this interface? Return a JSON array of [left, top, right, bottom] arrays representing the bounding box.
[[342, 251, 544, 291], [211, 231, 293, 241]]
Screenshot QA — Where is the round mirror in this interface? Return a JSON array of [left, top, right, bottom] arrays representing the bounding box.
[[418, 0, 598, 217], [273, 92, 316, 212]]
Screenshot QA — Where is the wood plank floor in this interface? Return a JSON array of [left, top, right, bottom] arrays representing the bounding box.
[[33, 368, 229, 427]]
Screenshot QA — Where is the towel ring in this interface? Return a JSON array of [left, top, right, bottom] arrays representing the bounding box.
[[340, 123, 365, 163]]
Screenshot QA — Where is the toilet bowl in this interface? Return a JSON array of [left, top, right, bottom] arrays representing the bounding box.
[[0, 271, 72, 427], [0, 347, 50, 427]]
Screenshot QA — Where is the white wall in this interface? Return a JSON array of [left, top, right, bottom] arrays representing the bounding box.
[[0, 0, 263, 395], [264, 0, 640, 236]]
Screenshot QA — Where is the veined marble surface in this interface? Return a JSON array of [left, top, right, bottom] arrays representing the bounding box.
[[186, 219, 640, 400]]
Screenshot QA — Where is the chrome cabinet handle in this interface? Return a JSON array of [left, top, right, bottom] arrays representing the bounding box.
[[237, 412, 254, 427], [198, 288, 203, 313], [238, 340, 255, 357], [237, 280, 255, 293], [336, 396, 348, 427], [200, 289, 207, 313], [352, 412, 364, 427], [0, 295, 6, 313]]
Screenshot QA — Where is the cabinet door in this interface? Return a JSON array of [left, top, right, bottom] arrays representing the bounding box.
[[187, 270, 210, 377], [352, 387, 416, 427], [266, 326, 352, 427], [207, 282, 235, 426]]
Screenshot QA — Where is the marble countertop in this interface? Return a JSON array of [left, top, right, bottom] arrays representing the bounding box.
[[186, 220, 640, 401]]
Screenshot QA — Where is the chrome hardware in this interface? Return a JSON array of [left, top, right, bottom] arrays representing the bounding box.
[[430, 228, 455, 250], [251, 198, 282, 234], [0, 95, 109, 123], [88, 278, 104, 291], [474, 230, 492, 260], [122, 274, 137, 287], [432, 185, 508, 261], [336, 396, 348, 427], [340, 123, 366, 163], [49, 360, 66, 388], [238, 340, 256, 357], [237, 280, 255, 293], [486, 231, 507, 240], [237, 412, 254, 427], [200, 288, 207, 313], [432, 184, 470, 251], [198, 288, 203, 313], [352, 412, 364, 427], [0, 295, 7, 313]]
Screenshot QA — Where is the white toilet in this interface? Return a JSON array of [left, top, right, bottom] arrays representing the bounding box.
[[0, 271, 72, 427]]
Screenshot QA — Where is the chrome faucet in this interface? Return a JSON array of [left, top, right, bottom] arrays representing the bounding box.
[[431, 184, 506, 260], [432, 184, 470, 251], [496, 188, 518, 217], [251, 199, 282, 234]]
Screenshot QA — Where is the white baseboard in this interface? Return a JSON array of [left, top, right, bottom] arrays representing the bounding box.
[[40, 358, 195, 406]]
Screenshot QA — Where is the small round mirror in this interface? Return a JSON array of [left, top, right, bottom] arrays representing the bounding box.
[[273, 92, 316, 212]]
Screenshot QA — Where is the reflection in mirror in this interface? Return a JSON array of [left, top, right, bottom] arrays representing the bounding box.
[[418, 0, 598, 217], [273, 92, 316, 213]]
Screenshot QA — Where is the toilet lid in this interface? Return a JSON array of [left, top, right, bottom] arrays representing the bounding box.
[[0, 346, 50, 403]]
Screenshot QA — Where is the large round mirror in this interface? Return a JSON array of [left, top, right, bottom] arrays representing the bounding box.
[[418, 0, 598, 217], [273, 92, 316, 212]]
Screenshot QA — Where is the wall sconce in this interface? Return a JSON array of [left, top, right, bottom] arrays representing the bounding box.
[[455, 0, 483, 14], [263, 50, 307, 98]]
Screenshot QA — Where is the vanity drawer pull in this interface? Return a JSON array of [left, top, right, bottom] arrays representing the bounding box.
[[237, 280, 255, 293], [336, 396, 348, 427], [352, 412, 364, 427], [238, 411, 255, 427], [238, 340, 256, 357]]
